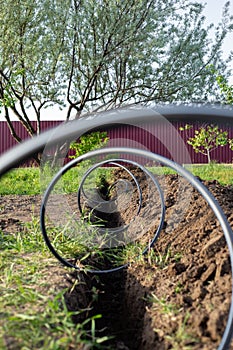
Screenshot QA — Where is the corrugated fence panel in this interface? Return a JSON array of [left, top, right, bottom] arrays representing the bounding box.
[[0, 120, 62, 154], [1, 120, 233, 165], [0, 121, 63, 166], [108, 121, 233, 165]]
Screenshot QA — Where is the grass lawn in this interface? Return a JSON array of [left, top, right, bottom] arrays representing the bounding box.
[[0, 163, 232, 196], [0, 216, 109, 349]]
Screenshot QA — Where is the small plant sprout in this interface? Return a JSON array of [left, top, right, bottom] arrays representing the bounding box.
[[174, 282, 184, 294], [165, 312, 200, 349], [148, 293, 181, 315]]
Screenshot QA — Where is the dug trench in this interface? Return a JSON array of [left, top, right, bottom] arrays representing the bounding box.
[[1, 170, 233, 349], [64, 169, 233, 350]]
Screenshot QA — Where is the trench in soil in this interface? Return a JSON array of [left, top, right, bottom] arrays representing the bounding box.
[[1, 170, 233, 349], [63, 170, 233, 350]]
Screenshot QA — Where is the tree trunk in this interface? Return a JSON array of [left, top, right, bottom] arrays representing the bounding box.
[[207, 149, 211, 164]]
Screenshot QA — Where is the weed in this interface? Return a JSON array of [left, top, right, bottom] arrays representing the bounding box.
[[114, 242, 145, 265], [147, 246, 182, 268], [149, 293, 181, 315], [2, 290, 109, 349], [165, 313, 200, 349], [174, 282, 184, 294], [150, 295, 200, 349]]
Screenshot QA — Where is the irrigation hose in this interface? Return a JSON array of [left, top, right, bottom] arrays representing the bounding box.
[[0, 104, 233, 349], [40, 157, 166, 273]]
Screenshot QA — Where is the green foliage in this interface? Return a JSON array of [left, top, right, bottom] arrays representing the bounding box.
[[216, 74, 233, 104], [180, 124, 230, 163], [149, 293, 181, 315], [165, 313, 199, 350], [149, 293, 200, 349], [229, 138, 233, 151], [69, 131, 109, 159], [179, 124, 193, 132]]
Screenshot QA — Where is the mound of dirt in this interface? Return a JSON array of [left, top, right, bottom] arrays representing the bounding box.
[[1, 172, 233, 349]]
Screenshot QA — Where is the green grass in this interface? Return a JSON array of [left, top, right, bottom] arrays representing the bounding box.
[[1, 163, 232, 196], [0, 165, 114, 195], [0, 219, 110, 350], [0, 167, 41, 195], [185, 163, 233, 185], [0, 203, 190, 349], [148, 293, 181, 315], [165, 312, 199, 350], [150, 295, 200, 349], [150, 163, 233, 185]]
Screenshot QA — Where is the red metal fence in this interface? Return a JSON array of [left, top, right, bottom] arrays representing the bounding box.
[[1, 120, 233, 165], [107, 121, 233, 164]]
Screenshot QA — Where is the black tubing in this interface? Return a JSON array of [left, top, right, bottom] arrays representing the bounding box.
[[1, 104, 233, 175], [43, 146, 233, 350], [1, 104, 233, 349], [40, 156, 166, 273]]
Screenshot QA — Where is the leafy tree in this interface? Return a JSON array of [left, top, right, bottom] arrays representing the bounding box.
[[0, 0, 67, 136], [0, 0, 233, 163], [180, 124, 229, 163], [61, 0, 233, 115]]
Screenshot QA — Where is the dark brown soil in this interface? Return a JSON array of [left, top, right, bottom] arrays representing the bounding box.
[[1, 172, 233, 350]]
